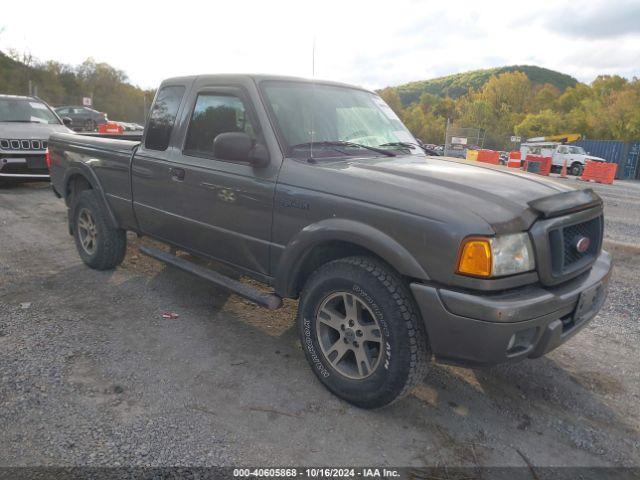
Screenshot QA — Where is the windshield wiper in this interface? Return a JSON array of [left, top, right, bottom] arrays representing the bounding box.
[[380, 141, 441, 155], [379, 142, 421, 150], [290, 141, 396, 158]]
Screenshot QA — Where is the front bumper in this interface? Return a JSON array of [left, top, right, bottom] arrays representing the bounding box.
[[411, 250, 612, 367], [0, 155, 49, 180]]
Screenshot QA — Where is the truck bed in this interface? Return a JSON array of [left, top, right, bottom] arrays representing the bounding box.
[[50, 132, 140, 154], [49, 132, 140, 231]]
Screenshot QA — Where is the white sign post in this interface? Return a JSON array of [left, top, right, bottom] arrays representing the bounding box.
[[510, 135, 521, 143], [451, 136, 468, 145], [82, 97, 92, 107]]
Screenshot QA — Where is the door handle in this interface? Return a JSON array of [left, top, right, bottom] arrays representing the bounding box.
[[170, 167, 185, 181]]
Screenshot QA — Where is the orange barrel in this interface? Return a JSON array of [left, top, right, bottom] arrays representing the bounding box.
[[507, 151, 521, 168]]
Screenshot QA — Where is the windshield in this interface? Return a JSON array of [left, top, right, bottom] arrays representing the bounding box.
[[0, 98, 60, 124], [261, 81, 422, 158], [568, 146, 586, 155]]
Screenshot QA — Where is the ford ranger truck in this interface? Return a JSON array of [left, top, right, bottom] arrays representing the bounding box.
[[0, 94, 73, 186], [48, 75, 612, 408]]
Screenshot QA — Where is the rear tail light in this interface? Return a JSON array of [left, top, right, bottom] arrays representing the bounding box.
[[45, 148, 52, 169]]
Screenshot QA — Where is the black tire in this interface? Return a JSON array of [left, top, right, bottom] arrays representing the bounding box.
[[72, 190, 126, 270], [85, 119, 96, 132], [297, 256, 430, 408], [571, 162, 584, 176]]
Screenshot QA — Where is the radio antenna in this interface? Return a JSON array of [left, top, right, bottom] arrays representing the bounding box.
[[312, 36, 316, 77], [309, 36, 316, 162]]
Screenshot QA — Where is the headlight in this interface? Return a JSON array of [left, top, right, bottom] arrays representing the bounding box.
[[457, 233, 535, 278]]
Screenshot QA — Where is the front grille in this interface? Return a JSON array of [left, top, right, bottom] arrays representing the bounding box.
[[548, 216, 602, 276], [0, 139, 48, 151]]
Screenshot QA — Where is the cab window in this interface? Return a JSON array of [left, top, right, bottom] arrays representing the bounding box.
[[184, 93, 256, 158], [145, 85, 186, 151]]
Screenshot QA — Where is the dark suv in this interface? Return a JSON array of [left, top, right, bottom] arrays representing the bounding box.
[[54, 106, 108, 132]]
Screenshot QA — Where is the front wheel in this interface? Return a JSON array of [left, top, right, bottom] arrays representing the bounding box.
[[297, 256, 430, 408], [72, 190, 127, 270]]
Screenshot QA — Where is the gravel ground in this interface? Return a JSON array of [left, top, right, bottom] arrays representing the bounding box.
[[556, 176, 640, 247], [0, 181, 639, 468]]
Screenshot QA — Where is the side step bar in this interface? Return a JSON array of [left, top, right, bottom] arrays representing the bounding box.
[[139, 245, 282, 310]]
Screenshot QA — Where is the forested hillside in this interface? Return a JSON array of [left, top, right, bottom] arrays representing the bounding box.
[[0, 50, 153, 123], [388, 65, 578, 105], [379, 70, 640, 149]]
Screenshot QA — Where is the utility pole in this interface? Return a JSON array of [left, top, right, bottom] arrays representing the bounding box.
[[444, 118, 450, 156]]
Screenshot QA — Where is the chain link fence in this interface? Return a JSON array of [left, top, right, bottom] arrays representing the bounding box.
[[443, 124, 484, 158]]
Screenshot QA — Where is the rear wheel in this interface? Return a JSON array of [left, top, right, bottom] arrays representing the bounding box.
[[72, 190, 126, 270], [297, 256, 430, 408], [84, 119, 96, 132], [571, 162, 584, 176]]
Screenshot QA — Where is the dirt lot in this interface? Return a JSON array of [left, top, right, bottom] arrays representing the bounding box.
[[0, 179, 639, 468]]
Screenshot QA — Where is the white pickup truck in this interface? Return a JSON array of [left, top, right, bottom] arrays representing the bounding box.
[[520, 142, 606, 176]]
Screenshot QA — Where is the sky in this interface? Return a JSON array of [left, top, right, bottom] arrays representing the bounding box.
[[1, 0, 639, 90]]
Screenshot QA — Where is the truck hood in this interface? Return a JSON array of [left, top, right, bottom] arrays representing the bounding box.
[[314, 155, 576, 233], [0, 122, 73, 139]]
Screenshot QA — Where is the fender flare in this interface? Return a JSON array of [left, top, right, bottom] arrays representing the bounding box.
[[62, 163, 119, 229], [274, 218, 430, 298]]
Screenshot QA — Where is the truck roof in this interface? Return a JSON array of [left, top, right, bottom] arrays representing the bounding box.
[[160, 74, 372, 93], [0, 94, 39, 101]]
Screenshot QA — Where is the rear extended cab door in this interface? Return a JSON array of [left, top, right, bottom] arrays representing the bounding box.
[[552, 145, 567, 166], [131, 76, 283, 279]]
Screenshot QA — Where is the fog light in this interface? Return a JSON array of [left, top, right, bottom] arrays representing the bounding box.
[[506, 327, 538, 354]]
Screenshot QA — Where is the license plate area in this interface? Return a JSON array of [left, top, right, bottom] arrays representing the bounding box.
[[27, 156, 46, 170], [573, 281, 605, 325]]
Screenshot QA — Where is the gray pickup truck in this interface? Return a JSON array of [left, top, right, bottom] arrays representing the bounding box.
[[49, 74, 612, 408]]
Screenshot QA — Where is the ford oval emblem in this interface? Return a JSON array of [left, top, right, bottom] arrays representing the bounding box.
[[576, 236, 591, 253]]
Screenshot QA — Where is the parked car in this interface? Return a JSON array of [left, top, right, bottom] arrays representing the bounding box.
[[54, 106, 108, 132], [520, 142, 606, 176], [48, 74, 611, 408], [113, 121, 144, 132], [0, 94, 73, 186]]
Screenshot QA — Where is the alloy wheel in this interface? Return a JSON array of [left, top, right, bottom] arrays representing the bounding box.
[[77, 208, 98, 255], [315, 291, 383, 379]]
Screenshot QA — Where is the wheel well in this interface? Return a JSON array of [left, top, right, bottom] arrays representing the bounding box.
[[65, 174, 92, 206], [290, 240, 387, 298]]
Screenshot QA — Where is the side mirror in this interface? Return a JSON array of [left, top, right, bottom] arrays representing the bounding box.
[[62, 117, 73, 127], [213, 132, 269, 167]]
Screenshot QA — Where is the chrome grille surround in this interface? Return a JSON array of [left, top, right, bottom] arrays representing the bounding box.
[[529, 206, 604, 287], [0, 139, 48, 151]]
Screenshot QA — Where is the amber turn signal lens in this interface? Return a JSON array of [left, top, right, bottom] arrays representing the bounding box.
[[457, 238, 492, 277]]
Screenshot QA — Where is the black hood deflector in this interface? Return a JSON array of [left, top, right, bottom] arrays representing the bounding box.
[[528, 189, 602, 219]]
